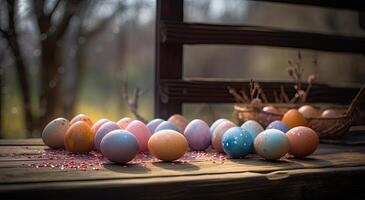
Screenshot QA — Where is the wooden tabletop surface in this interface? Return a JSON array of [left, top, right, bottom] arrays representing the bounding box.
[[0, 139, 365, 200]]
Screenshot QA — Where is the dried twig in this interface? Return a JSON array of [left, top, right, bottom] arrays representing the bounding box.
[[122, 82, 147, 123]]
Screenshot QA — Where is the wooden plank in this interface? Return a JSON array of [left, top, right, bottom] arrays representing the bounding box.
[[0, 143, 365, 184], [160, 79, 360, 104], [0, 140, 364, 199], [1, 167, 365, 200], [0, 138, 44, 146], [251, 0, 365, 11], [160, 21, 365, 53], [155, 0, 184, 118]]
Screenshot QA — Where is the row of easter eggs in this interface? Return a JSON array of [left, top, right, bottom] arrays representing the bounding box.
[[42, 114, 191, 162], [211, 118, 318, 160], [264, 104, 339, 118], [42, 111, 318, 164]]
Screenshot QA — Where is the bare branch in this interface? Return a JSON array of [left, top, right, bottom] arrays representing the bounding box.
[[48, 0, 61, 18], [122, 82, 147, 123], [0, 28, 8, 39], [81, 3, 126, 39], [53, 0, 81, 39]]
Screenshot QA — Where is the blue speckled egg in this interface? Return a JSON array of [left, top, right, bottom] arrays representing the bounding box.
[[147, 118, 164, 133], [100, 130, 139, 164], [210, 119, 228, 135], [184, 119, 211, 151], [241, 120, 264, 140], [266, 120, 289, 133], [154, 121, 180, 133], [222, 127, 253, 158], [254, 129, 289, 160]]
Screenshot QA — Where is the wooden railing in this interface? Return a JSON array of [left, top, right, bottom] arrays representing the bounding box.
[[155, 0, 364, 118]]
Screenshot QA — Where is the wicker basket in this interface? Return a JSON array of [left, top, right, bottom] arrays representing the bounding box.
[[234, 86, 365, 140]]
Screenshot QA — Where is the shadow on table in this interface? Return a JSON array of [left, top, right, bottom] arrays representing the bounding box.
[[228, 154, 334, 171], [103, 162, 151, 174], [152, 161, 200, 171]]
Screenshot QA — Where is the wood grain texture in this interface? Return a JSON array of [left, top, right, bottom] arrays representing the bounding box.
[[155, 0, 184, 118], [251, 0, 364, 11], [159, 79, 360, 104], [160, 21, 365, 53], [1, 139, 365, 199]]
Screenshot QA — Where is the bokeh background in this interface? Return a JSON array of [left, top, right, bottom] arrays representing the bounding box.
[[1, 0, 364, 138]]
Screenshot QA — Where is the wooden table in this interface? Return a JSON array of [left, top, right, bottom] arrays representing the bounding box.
[[1, 139, 365, 200]]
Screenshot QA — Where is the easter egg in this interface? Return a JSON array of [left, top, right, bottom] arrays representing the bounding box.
[[241, 120, 264, 140], [100, 130, 139, 164], [168, 114, 188, 132], [94, 121, 120, 151], [222, 127, 253, 158], [282, 109, 308, 129], [70, 114, 93, 127], [212, 120, 236, 152], [64, 121, 94, 154], [262, 106, 280, 114], [147, 118, 164, 133], [117, 117, 132, 129], [155, 121, 180, 133], [126, 120, 152, 152], [184, 119, 211, 151], [210, 119, 228, 134], [254, 129, 289, 160], [298, 105, 320, 118], [42, 118, 70, 148], [266, 120, 289, 133], [286, 126, 319, 158], [91, 118, 109, 135], [148, 130, 188, 162], [321, 109, 338, 117]]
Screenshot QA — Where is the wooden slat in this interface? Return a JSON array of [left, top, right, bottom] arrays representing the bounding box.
[[0, 144, 365, 184], [251, 0, 365, 11], [1, 167, 365, 200], [0, 139, 44, 146], [0, 140, 365, 199], [160, 21, 365, 53], [155, 0, 184, 119], [159, 79, 360, 104]]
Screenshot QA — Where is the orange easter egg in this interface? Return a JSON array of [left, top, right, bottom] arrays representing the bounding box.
[[298, 105, 320, 118], [148, 130, 188, 162], [168, 114, 188, 132], [64, 121, 94, 154], [282, 109, 308, 129], [70, 114, 93, 127]]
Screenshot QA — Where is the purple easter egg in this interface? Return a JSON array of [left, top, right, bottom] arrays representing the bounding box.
[[184, 119, 211, 151], [155, 121, 180, 133], [147, 118, 164, 133], [94, 121, 120, 151], [266, 120, 289, 133], [100, 130, 139, 164]]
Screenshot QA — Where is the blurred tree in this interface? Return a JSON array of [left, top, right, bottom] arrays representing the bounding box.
[[0, 0, 124, 136], [0, 0, 35, 137], [63, 0, 126, 119]]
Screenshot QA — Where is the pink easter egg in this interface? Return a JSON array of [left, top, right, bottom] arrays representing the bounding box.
[[117, 117, 132, 129], [126, 120, 152, 152]]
